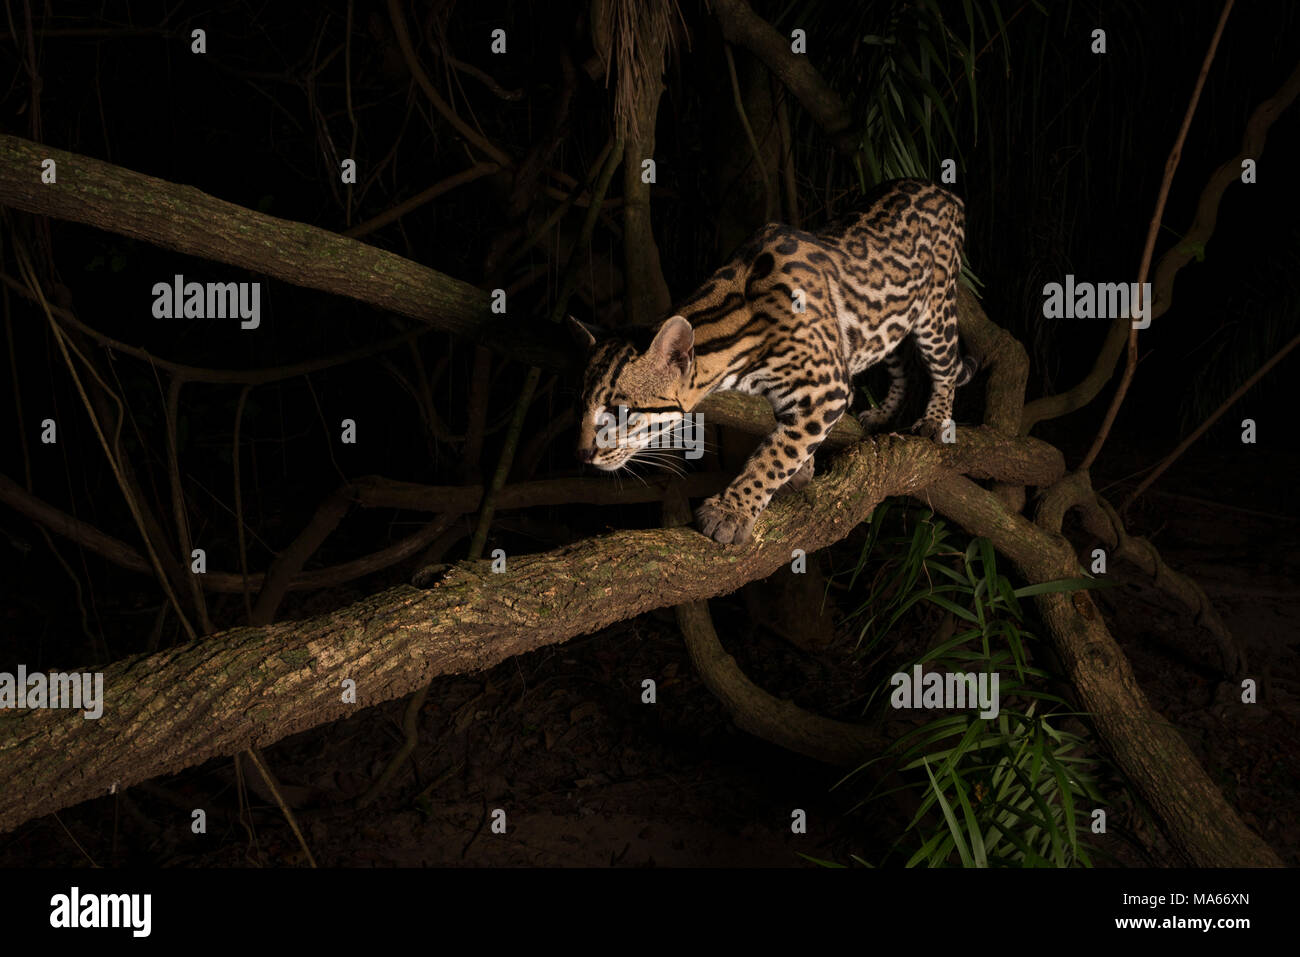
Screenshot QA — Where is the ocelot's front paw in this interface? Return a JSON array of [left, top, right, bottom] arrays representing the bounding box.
[[695, 495, 757, 545]]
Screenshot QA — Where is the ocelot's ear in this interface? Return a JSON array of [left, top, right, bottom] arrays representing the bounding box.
[[566, 315, 597, 353], [649, 315, 694, 377]]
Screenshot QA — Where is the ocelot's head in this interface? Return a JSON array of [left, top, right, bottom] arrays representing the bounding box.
[[569, 315, 694, 470]]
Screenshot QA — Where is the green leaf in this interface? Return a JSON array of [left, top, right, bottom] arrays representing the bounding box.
[[923, 758, 972, 866], [797, 853, 847, 868], [924, 593, 980, 623], [1012, 576, 1113, 598]]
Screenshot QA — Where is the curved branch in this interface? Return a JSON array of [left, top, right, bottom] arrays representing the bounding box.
[[711, 0, 857, 151], [920, 470, 1278, 866], [1080, 0, 1234, 470], [956, 284, 1029, 436], [663, 487, 885, 765], [385, 0, 512, 166], [1021, 56, 1300, 434], [1036, 471, 1243, 676]]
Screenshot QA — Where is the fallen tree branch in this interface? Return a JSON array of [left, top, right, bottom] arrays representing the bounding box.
[[0, 433, 943, 833]]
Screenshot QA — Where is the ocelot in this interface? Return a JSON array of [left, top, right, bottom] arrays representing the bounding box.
[[571, 178, 972, 545]]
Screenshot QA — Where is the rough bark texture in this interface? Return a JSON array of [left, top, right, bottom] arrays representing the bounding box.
[[0, 434, 940, 833], [0, 127, 1279, 865], [620, 62, 672, 326]]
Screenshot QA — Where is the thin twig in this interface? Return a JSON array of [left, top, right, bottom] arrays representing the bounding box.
[[165, 375, 212, 633], [445, 54, 524, 100], [386, 0, 511, 166], [724, 42, 774, 222], [344, 162, 500, 238], [1078, 0, 1234, 469], [245, 746, 317, 868], [1122, 327, 1300, 511], [233, 386, 254, 622], [14, 241, 198, 641], [467, 134, 625, 558], [1, 274, 432, 385]]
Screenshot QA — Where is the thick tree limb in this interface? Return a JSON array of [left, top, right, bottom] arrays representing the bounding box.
[[2, 380, 1058, 591], [0, 115, 1270, 867], [954, 284, 1029, 436], [0, 433, 942, 833], [3, 426, 1271, 868], [0, 134, 568, 370]]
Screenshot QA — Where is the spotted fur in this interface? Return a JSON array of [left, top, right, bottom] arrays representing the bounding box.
[[573, 179, 969, 545]]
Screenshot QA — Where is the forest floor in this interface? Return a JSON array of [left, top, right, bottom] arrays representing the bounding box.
[[2, 443, 1296, 868]]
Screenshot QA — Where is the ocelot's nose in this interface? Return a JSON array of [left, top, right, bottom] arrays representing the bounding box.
[[577, 447, 594, 464]]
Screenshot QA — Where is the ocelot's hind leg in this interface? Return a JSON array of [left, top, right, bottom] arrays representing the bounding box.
[[908, 288, 962, 438], [857, 350, 906, 432]]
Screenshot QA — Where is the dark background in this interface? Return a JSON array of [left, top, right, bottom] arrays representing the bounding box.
[[0, 0, 1296, 866]]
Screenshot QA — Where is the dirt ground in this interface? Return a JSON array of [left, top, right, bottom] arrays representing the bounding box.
[[2, 444, 1296, 868]]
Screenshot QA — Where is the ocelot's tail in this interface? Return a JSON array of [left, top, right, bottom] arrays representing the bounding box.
[[955, 354, 979, 387]]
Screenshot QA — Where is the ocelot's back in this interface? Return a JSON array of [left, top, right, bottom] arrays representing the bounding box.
[[571, 178, 970, 545]]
